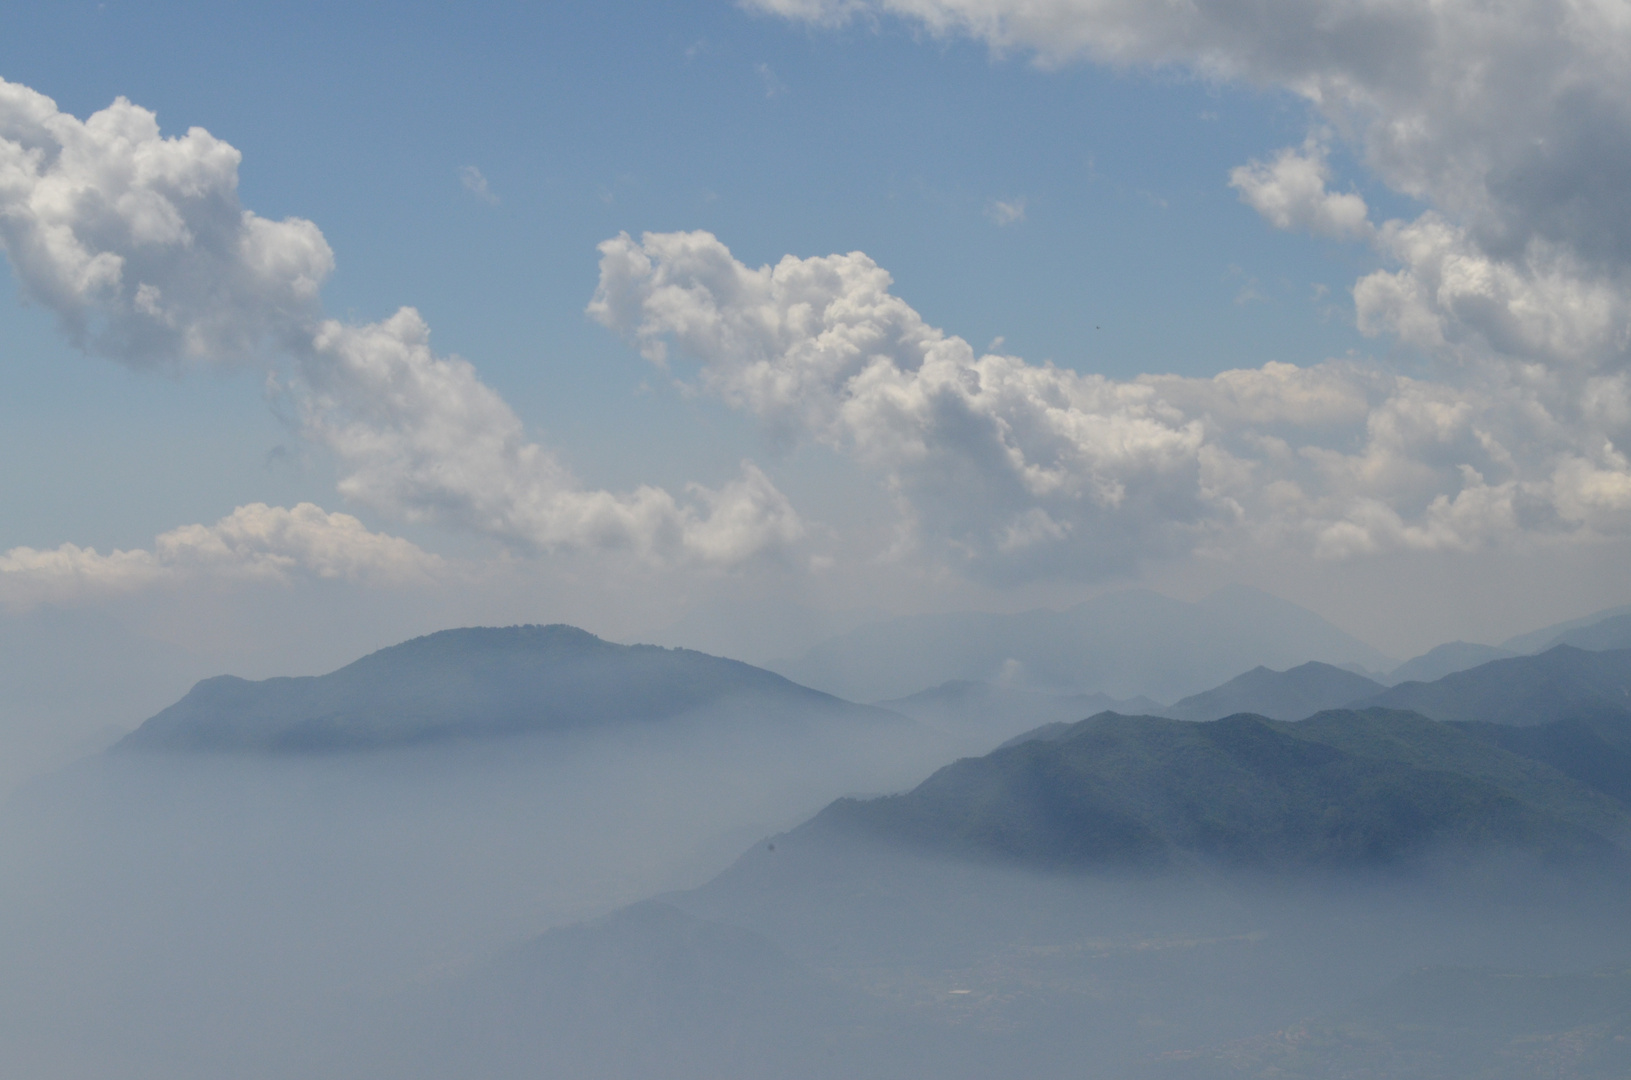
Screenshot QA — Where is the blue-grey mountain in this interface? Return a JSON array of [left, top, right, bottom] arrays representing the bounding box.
[[805, 708, 1631, 870], [1503, 603, 1631, 653], [1161, 662, 1384, 723], [117, 624, 906, 753], [769, 585, 1395, 703], [1546, 612, 1631, 653], [1387, 641, 1517, 684], [1358, 646, 1631, 726]]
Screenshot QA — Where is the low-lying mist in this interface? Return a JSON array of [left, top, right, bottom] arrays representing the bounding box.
[[397, 836, 1631, 1079], [9, 626, 1631, 1079], [0, 712, 943, 1080]]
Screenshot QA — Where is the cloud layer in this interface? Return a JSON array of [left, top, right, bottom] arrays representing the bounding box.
[[0, 503, 441, 610], [752, 0, 1631, 375], [592, 230, 1631, 579], [0, 78, 799, 569], [11, 0, 1631, 594]]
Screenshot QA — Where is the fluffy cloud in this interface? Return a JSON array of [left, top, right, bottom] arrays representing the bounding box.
[[752, 0, 1631, 374], [592, 230, 1631, 578], [1356, 214, 1631, 370], [0, 503, 442, 610], [1229, 139, 1371, 241], [0, 79, 799, 567], [296, 308, 802, 563], [0, 81, 330, 368]]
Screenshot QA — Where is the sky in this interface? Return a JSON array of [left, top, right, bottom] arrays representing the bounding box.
[[5, 0, 1631, 762]]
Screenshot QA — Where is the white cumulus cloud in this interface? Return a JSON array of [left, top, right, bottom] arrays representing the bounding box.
[[295, 308, 802, 563], [0, 80, 330, 369], [751, 0, 1631, 377], [1230, 139, 1371, 240], [0, 503, 442, 611], [592, 230, 1631, 579], [0, 78, 800, 568]]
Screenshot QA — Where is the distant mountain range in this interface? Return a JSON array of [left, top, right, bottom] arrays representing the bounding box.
[[805, 707, 1631, 870], [1362, 646, 1631, 725], [1385, 640, 1517, 684], [765, 594, 1631, 709], [1161, 662, 1384, 723], [767, 584, 1397, 703], [1380, 605, 1631, 685], [1502, 602, 1631, 654], [117, 624, 906, 753], [404, 698, 1631, 1080], [1548, 612, 1631, 652], [1130, 645, 1631, 728]]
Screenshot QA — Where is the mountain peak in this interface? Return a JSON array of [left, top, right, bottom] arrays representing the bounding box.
[[116, 624, 888, 754]]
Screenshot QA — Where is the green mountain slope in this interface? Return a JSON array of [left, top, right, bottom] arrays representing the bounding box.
[[808, 709, 1631, 870], [1454, 709, 1631, 808]]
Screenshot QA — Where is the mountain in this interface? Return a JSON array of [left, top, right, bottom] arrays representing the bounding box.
[[117, 624, 907, 753], [1503, 603, 1631, 653], [1456, 710, 1631, 808], [1546, 612, 1631, 652], [767, 585, 1395, 703], [804, 708, 1630, 871], [1360, 645, 1631, 726], [876, 680, 1164, 752], [383, 706, 1631, 1080], [1162, 662, 1384, 722], [1387, 640, 1516, 684]]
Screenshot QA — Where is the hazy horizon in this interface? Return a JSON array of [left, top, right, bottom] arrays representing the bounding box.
[[6, 4, 1631, 1076]]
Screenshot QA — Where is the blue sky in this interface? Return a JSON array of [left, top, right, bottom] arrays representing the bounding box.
[[3, 0, 1630, 764], [0, 0, 1387, 549]]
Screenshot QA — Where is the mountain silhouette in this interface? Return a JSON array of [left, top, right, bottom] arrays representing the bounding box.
[[802, 708, 1630, 870], [117, 624, 903, 753], [768, 585, 1395, 703], [1545, 613, 1631, 653], [1502, 603, 1631, 654], [1162, 662, 1384, 722], [1359, 646, 1631, 726], [1387, 641, 1517, 684]]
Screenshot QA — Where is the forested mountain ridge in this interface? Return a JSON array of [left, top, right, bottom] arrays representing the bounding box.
[[799, 708, 1631, 870]]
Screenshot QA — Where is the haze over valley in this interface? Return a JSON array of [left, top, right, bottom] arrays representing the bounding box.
[[7, 0, 1631, 1076]]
